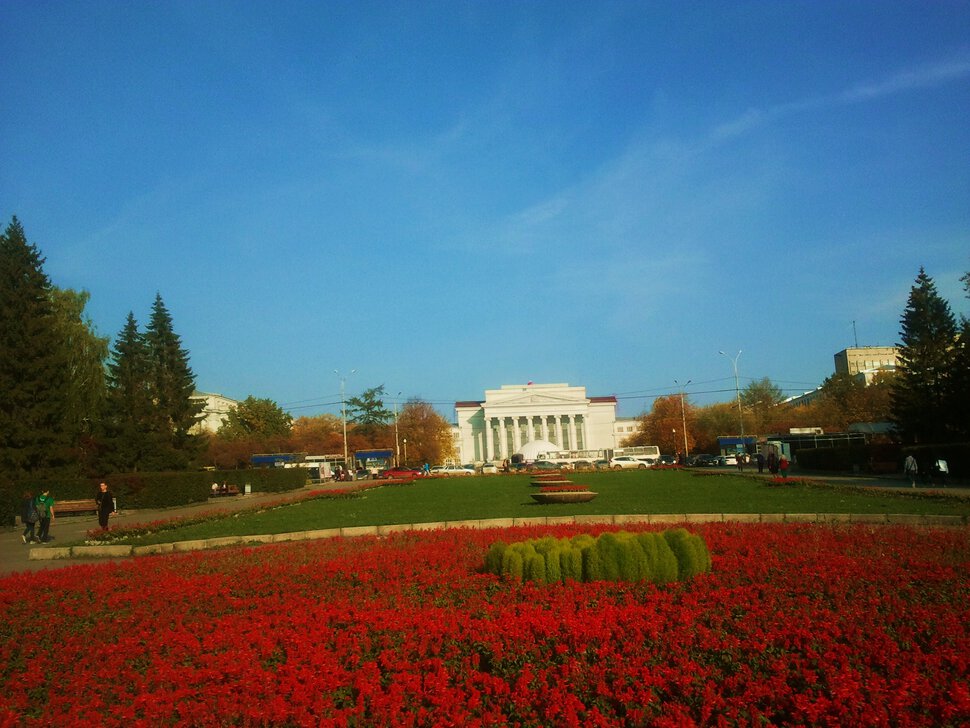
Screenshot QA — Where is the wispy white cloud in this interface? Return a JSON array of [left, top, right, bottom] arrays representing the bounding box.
[[709, 53, 970, 145], [840, 57, 970, 103]]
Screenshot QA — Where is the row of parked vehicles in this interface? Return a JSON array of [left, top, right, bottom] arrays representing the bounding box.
[[376, 454, 745, 479]]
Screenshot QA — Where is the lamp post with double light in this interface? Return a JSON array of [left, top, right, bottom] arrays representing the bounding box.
[[334, 368, 356, 469], [674, 378, 692, 458], [719, 350, 744, 453]]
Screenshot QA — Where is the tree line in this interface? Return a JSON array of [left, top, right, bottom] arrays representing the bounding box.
[[1, 217, 204, 483], [0, 216, 455, 484], [206, 386, 456, 469], [2, 213, 965, 485], [623, 267, 969, 454]]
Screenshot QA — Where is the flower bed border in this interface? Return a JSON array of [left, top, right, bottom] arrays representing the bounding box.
[[32, 512, 969, 561]]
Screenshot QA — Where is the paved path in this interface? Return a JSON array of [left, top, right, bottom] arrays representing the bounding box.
[[0, 487, 335, 577], [2, 474, 967, 577]]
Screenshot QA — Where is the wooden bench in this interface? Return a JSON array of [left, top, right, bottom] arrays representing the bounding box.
[[56, 499, 98, 516], [210, 485, 241, 497]]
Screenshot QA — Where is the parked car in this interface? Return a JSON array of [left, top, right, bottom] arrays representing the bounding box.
[[610, 455, 654, 470], [593, 459, 611, 470], [719, 454, 738, 466], [529, 461, 562, 471], [658, 455, 678, 466], [430, 465, 475, 476], [379, 467, 423, 479], [692, 454, 719, 467], [480, 462, 499, 474]]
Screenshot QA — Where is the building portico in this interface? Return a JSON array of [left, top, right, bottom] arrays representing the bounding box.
[[455, 383, 618, 463]]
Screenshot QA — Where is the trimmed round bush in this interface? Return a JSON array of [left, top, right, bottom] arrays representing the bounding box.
[[486, 529, 711, 586]]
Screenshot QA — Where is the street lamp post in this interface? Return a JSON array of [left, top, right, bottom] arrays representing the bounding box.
[[403, 438, 408, 465], [674, 379, 692, 458], [719, 350, 744, 453], [394, 391, 402, 466], [334, 368, 357, 469]]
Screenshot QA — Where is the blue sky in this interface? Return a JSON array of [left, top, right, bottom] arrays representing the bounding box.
[[2, 1, 968, 419]]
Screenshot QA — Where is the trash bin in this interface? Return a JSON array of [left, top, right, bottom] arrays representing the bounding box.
[[244, 483, 251, 495]]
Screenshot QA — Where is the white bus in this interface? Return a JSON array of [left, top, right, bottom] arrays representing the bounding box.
[[535, 445, 661, 469]]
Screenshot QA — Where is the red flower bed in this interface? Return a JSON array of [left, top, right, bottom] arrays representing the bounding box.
[[538, 484, 592, 493], [1, 524, 968, 726]]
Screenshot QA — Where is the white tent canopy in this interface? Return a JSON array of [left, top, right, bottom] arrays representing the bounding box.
[[516, 440, 560, 462]]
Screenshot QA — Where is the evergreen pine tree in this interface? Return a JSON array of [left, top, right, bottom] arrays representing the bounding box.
[[144, 294, 204, 468], [0, 217, 72, 479], [891, 268, 957, 443], [104, 313, 158, 471], [946, 272, 970, 440]]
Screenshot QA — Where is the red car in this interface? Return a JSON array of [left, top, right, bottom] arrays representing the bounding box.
[[379, 467, 423, 480]]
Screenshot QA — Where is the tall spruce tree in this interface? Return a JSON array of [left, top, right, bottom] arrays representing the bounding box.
[[104, 313, 159, 471], [144, 294, 204, 468], [891, 268, 957, 443], [0, 217, 72, 480], [947, 271, 970, 440]]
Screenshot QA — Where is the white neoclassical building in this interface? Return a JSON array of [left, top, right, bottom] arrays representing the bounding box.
[[189, 391, 239, 435], [455, 383, 618, 464]]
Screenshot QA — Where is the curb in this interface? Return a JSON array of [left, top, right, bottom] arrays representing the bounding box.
[[27, 513, 969, 562]]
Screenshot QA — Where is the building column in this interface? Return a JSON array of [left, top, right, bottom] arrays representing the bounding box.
[[512, 416, 522, 453], [541, 416, 549, 443], [499, 418, 508, 459]]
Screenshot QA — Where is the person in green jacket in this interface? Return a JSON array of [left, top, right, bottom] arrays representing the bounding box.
[[35, 489, 55, 543]]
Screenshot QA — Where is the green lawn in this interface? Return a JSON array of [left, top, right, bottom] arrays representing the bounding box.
[[118, 470, 970, 545]]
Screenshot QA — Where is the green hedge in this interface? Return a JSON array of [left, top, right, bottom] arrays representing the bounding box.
[[795, 446, 872, 472], [0, 467, 306, 525], [900, 443, 969, 479], [794, 442, 967, 477], [485, 529, 711, 585]]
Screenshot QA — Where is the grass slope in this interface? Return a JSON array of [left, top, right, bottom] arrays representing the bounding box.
[[119, 470, 970, 545]]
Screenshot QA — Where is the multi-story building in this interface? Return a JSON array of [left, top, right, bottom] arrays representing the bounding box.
[[189, 391, 239, 435], [834, 346, 899, 384], [454, 382, 618, 464]]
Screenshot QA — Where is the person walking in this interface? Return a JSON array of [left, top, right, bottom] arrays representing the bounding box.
[[934, 458, 949, 487], [95, 481, 116, 530], [34, 489, 55, 542], [779, 456, 790, 480], [904, 454, 918, 488], [756, 452, 765, 474], [20, 490, 39, 543]]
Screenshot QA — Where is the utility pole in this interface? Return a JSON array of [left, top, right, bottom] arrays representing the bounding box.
[[719, 350, 744, 453], [394, 391, 402, 466], [674, 379, 692, 458], [334, 369, 356, 468]]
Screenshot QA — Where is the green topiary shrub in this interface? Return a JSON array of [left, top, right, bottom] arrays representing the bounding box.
[[501, 549, 524, 581], [486, 529, 711, 586], [544, 546, 562, 583], [525, 553, 547, 583], [662, 528, 712, 580], [636, 532, 679, 584], [560, 546, 583, 581], [485, 541, 508, 575]]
